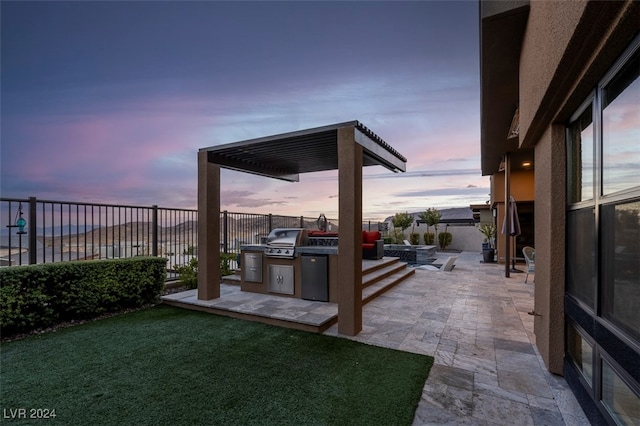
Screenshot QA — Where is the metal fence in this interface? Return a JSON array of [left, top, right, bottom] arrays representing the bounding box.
[[1, 197, 346, 280]]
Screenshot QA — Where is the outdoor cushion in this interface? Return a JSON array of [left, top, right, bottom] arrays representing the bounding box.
[[308, 231, 339, 237], [362, 231, 381, 244], [362, 231, 383, 260]]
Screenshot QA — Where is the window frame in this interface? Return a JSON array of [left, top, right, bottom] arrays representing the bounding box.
[[599, 197, 640, 342], [598, 349, 640, 425], [566, 320, 596, 393], [566, 92, 596, 207], [565, 32, 640, 426], [598, 36, 640, 199]]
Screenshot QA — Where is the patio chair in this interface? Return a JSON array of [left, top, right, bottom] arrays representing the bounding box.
[[421, 256, 458, 271], [362, 230, 384, 260], [522, 246, 535, 283]]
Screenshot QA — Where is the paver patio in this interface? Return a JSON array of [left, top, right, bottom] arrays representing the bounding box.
[[164, 251, 589, 425], [323, 251, 589, 425]]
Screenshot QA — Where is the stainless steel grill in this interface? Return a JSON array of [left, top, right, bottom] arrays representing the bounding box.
[[264, 228, 308, 259]]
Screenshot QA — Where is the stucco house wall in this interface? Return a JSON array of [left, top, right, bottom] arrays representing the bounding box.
[[481, 0, 639, 421], [516, 0, 639, 375]]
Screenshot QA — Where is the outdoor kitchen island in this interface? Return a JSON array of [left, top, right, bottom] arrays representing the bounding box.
[[240, 229, 339, 303]]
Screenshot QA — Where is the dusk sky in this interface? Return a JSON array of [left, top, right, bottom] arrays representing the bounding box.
[[1, 0, 488, 221]]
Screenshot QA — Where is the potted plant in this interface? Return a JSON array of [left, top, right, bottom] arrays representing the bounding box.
[[478, 223, 496, 263]]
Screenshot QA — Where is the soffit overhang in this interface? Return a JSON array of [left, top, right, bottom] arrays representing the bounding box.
[[480, 1, 531, 175], [199, 121, 407, 182]]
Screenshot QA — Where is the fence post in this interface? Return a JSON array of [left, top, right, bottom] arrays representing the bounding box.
[[268, 214, 273, 232], [223, 210, 228, 253], [28, 197, 37, 264], [152, 205, 158, 256], [300, 216, 304, 228]]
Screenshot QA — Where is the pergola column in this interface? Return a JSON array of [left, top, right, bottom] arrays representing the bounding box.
[[197, 150, 221, 300], [337, 127, 363, 336]]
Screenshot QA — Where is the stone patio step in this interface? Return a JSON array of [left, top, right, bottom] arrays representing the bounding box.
[[221, 273, 241, 285], [362, 266, 415, 305], [164, 256, 415, 334], [361, 256, 400, 275], [362, 259, 408, 289]]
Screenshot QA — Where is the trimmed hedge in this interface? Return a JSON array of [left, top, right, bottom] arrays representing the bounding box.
[[438, 232, 453, 250], [0, 257, 167, 336]]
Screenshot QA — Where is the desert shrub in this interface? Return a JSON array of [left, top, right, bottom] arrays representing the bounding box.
[[220, 253, 238, 276], [0, 257, 167, 336], [175, 253, 239, 289], [438, 232, 453, 250], [423, 232, 435, 245], [175, 258, 198, 289], [409, 232, 420, 245], [391, 228, 405, 244]]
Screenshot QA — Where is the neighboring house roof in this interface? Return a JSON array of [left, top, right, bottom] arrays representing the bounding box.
[[384, 208, 477, 224]]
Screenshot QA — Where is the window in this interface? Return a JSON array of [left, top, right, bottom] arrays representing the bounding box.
[[567, 323, 593, 387], [566, 34, 640, 426], [602, 50, 640, 196], [567, 103, 594, 203], [601, 200, 640, 339], [566, 208, 596, 308], [602, 360, 640, 425]]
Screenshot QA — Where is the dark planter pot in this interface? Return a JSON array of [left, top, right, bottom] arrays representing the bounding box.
[[482, 242, 489, 250], [482, 248, 495, 263]]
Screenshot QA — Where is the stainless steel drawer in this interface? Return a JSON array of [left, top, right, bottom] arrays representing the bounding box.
[[244, 253, 263, 283]]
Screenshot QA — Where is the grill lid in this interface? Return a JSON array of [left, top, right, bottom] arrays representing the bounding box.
[[266, 228, 308, 247]]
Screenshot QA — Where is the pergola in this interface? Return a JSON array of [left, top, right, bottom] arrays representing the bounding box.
[[197, 120, 407, 336]]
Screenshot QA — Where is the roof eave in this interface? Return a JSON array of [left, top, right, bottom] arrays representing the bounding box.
[[480, 1, 530, 176]]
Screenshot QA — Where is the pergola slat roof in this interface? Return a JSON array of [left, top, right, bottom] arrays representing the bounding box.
[[199, 121, 407, 181]]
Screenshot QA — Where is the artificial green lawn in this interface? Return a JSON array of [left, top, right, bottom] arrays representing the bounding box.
[[1, 305, 433, 425]]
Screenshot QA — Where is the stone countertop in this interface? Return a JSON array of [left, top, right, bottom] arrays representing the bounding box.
[[240, 245, 266, 251], [297, 246, 338, 255], [240, 245, 338, 255]]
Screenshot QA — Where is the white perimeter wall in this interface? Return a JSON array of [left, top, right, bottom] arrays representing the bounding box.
[[444, 225, 485, 252], [393, 224, 484, 252]]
